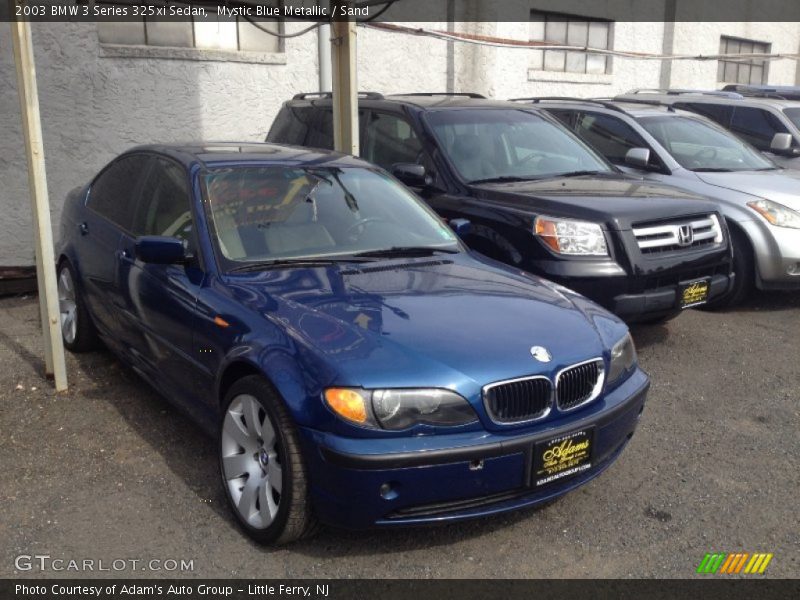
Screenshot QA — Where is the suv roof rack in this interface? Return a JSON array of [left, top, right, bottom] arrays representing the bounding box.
[[291, 91, 385, 100], [510, 96, 628, 113], [720, 84, 793, 100], [388, 92, 487, 99], [624, 88, 744, 99], [608, 97, 677, 111]]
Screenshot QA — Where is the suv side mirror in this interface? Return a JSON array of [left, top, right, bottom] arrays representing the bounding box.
[[391, 163, 430, 187], [449, 218, 471, 237], [769, 132, 797, 155], [135, 236, 189, 264], [624, 147, 652, 169]]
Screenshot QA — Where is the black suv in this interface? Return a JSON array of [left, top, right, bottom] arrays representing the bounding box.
[[267, 92, 734, 323]]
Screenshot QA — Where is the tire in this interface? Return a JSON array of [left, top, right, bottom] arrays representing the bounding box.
[[219, 375, 317, 544], [702, 226, 754, 310], [57, 260, 99, 352]]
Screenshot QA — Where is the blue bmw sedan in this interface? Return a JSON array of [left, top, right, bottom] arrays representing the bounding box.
[[56, 143, 649, 544]]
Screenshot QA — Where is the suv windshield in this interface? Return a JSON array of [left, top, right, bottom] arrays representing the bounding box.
[[782, 107, 800, 130], [639, 115, 775, 171], [201, 165, 459, 269], [425, 109, 612, 183]]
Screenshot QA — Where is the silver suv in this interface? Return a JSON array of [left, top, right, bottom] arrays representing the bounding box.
[[522, 98, 800, 306], [615, 89, 800, 169]]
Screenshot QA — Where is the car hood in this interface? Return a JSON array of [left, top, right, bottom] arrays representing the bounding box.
[[230, 255, 619, 391], [470, 174, 718, 230], [695, 169, 800, 210]]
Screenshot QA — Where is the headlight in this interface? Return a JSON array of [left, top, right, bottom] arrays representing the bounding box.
[[534, 216, 609, 256], [608, 333, 637, 384], [324, 388, 478, 430], [747, 199, 800, 229]]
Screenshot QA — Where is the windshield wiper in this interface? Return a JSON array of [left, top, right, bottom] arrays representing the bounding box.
[[691, 167, 737, 172], [554, 170, 608, 178], [228, 257, 370, 273], [468, 175, 540, 184], [352, 246, 460, 259]]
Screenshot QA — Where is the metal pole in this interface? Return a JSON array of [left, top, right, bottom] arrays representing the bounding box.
[[331, 1, 358, 155], [318, 1, 332, 92], [10, 9, 68, 391]]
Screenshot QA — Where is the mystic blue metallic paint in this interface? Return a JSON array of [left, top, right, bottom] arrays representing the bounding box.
[[57, 143, 649, 529]]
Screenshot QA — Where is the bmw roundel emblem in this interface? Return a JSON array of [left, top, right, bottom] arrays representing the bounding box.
[[530, 346, 552, 363]]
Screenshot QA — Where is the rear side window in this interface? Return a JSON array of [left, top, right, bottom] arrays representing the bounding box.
[[362, 112, 423, 170], [266, 106, 315, 145], [574, 112, 650, 164], [88, 154, 150, 231], [729, 107, 789, 150], [305, 110, 334, 149], [674, 103, 734, 128], [133, 158, 194, 250]]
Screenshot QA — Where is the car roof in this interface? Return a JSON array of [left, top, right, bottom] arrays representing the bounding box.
[[124, 142, 367, 168], [286, 92, 543, 112], [527, 98, 697, 118], [614, 91, 800, 110]]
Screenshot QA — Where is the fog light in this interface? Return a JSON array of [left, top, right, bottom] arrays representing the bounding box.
[[379, 482, 399, 500]]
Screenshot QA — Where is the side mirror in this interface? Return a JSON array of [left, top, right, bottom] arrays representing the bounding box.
[[624, 147, 652, 169], [769, 132, 796, 155], [391, 163, 430, 187], [449, 218, 471, 237], [134, 236, 189, 264]]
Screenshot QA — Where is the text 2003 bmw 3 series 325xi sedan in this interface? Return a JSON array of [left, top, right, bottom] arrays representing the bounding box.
[[55, 143, 650, 544]]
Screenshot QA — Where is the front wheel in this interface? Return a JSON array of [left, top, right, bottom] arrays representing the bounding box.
[[219, 376, 317, 544], [702, 227, 754, 310]]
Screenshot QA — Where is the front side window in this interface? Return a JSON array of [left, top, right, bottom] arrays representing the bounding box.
[[133, 158, 194, 249], [574, 112, 650, 165], [201, 166, 458, 267], [729, 107, 790, 150], [782, 107, 800, 130], [88, 154, 151, 230], [639, 116, 775, 171], [426, 109, 612, 183]]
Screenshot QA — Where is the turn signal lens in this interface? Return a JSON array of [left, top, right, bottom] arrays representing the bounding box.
[[534, 216, 608, 256], [747, 199, 800, 229], [324, 388, 369, 424]]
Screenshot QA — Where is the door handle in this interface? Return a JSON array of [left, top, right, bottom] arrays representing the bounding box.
[[79, 222, 89, 235], [116, 248, 133, 261]]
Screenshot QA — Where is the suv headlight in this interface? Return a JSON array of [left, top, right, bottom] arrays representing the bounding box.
[[747, 199, 800, 229], [534, 216, 609, 256], [608, 333, 637, 384], [324, 388, 478, 430]]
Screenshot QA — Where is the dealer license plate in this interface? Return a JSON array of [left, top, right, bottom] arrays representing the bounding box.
[[680, 278, 711, 308], [533, 428, 594, 487]]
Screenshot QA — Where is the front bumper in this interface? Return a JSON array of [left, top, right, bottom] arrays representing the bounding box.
[[741, 220, 800, 289], [298, 369, 649, 529], [531, 256, 733, 321]]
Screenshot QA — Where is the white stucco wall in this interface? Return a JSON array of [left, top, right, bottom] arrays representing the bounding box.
[[3, 11, 800, 267], [0, 21, 318, 266]]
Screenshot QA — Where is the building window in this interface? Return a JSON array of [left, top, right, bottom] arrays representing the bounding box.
[[717, 36, 769, 85], [97, 4, 283, 54], [529, 10, 612, 75]]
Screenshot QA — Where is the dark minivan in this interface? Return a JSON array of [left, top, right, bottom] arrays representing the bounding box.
[[267, 92, 734, 323]]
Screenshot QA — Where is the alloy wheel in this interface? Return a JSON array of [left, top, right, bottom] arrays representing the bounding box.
[[221, 394, 283, 529], [57, 267, 77, 344]]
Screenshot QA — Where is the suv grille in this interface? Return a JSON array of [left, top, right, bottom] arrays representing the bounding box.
[[483, 376, 552, 423], [633, 214, 723, 254], [556, 359, 605, 411]]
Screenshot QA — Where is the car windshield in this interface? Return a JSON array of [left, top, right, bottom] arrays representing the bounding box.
[[201, 165, 460, 269], [782, 107, 800, 130], [425, 109, 612, 183], [639, 115, 775, 171]]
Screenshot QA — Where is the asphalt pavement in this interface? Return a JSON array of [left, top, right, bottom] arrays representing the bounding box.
[[0, 291, 798, 578]]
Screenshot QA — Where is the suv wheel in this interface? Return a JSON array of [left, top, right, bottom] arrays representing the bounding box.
[[219, 375, 317, 544], [703, 227, 753, 310]]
